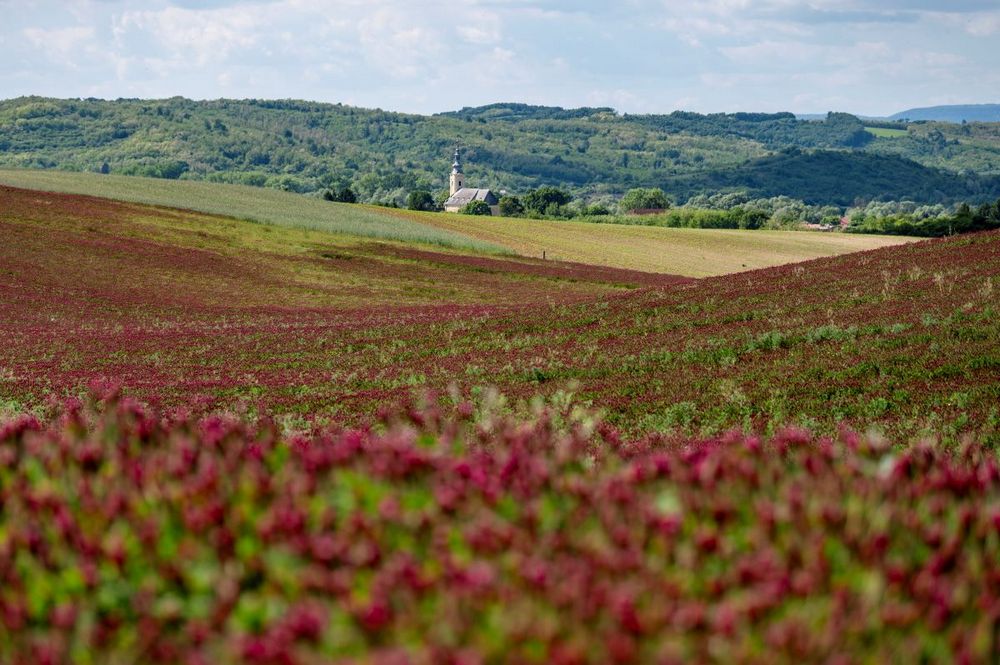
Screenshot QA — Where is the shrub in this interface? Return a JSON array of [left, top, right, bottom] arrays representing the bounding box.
[[323, 186, 357, 203], [498, 195, 525, 217], [523, 186, 571, 217], [460, 200, 493, 216], [407, 190, 435, 211], [620, 187, 671, 212], [584, 203, 611, 216]]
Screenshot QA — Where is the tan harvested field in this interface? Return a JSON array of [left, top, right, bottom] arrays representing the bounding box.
[[384, 208, 920, 277]]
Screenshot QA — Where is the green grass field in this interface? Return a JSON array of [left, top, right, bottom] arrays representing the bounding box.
[[386, 208, 917, 277], [0, 169, 502, 253], [865, 126, 909, 138]]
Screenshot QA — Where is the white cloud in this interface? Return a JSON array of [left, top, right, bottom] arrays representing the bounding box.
[[458, 24, 501, 45], [718, 40, 820, 64], [2, 0, 998, 116], [960, 12, 1000, 36], [356, 8, 444, 79], [659, 16, 730, 47], [23, 26, 96, 66], [585, 88, 642, 110], [114, 6, 264, 66]]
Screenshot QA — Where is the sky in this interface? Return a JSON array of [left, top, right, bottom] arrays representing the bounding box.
[[2, 0, 999, 117]]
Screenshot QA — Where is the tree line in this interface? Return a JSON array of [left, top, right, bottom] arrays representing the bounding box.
[[358, 182, 1000, 238], [845, 199, 1000, 237]]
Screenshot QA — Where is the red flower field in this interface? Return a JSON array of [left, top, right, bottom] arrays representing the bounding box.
[[1, 393, 998, 663], [2, 184, 1000, 662]]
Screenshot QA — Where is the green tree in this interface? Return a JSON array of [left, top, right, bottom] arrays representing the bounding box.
[[407, 190, 435, 211], [337, 186, 357, 203], [523, 186, 571, 217], [460, 200, 493, 216], [498, 195, 525, 217], [584, 203, 611, 216], [620, 187, 670, 212], [734, 208, 769, 230]]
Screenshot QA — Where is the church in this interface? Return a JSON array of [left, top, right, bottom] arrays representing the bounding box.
[[443, 148, 499, 215]]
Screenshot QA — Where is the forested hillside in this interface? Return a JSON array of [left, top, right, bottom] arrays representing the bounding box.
[[663, 150, 1000, 206], [2, 96, 1000, 206]]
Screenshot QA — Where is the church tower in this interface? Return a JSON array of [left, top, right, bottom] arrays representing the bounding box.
[[449, 147, 465, 195], [443, 146, 499, 214]]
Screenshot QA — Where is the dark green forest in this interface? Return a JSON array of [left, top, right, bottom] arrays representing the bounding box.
[[2, 96, 1000, 206], [662, 150, 1000, 206]]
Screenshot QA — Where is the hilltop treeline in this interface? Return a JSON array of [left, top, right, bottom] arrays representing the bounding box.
[[629, 110, 874, 149], [2, 97, 1000, 206]]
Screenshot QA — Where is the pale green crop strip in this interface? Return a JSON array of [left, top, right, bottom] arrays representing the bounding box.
[[0, 169, 505, 253]]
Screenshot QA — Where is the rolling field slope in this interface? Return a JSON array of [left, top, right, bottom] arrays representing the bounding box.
[[2, 185, 996, 441], [0, 185, 665, 312], [391, 208, 916, 276], [0, 169, 915, 277], [0, 169, 501, 252]]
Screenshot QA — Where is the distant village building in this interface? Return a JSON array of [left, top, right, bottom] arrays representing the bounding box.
[[443, 148, 499, 215], [802, 217, 850, 232]]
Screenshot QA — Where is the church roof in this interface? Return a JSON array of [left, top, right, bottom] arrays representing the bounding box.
[[445, 188, 498, 207]]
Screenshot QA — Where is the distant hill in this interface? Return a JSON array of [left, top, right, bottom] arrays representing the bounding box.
[[662, 149, 1000, 206], [438, 102, 616, 122], [890, 104, 1000, 123], [1, 97, 999, 207]]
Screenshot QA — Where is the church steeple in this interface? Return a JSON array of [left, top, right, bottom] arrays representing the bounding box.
[[449, 147, 464, 195]]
